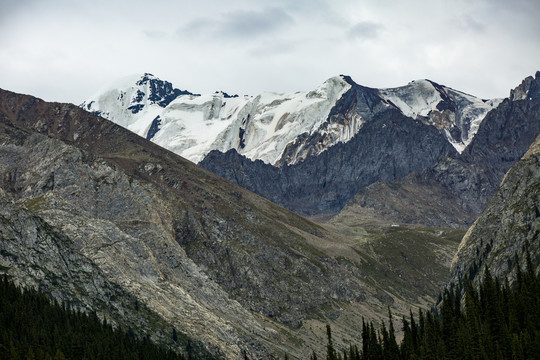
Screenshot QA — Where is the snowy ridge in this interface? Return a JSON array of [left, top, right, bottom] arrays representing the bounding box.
[[82, 74, 502, 165], [380, 80, 443, 118], [379, 80, 502, 153], [82, 75, 351, 164]]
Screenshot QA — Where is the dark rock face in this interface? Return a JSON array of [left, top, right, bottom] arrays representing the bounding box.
[[510, 71, 540, 103], [427, 79, 475, 145], [333, 73, 540, 228], [146, 115, 162, 140], [200, 109, 454, 215], [449, 133, 540, 287], [137, 73, 196, 107], [216, 91, 239, 98], [201, 108, 455, 215], [447, 98, 540, 208], [128, 103, 145, 114], [328, 77, 387, 120], [277, 78, 390, 166]]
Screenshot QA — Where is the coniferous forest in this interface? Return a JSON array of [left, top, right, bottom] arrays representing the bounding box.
[[0, 275, 191, 360], [320, 252, 539, 360], [1, 253, 538, 360]]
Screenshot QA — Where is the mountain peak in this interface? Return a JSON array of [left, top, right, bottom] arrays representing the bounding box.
[[214, 90, 239, 98], [510, 71, 540, 102], [338, 74, 358, 87], [82, 73, 197, 127], [411, 78, 433, 84], [82, 73, 502, 166], [135, 72, 159, 85]]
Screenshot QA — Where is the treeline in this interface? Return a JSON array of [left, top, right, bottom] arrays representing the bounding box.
[[0, 275, 191, 360], [319, 251, 539, 360]]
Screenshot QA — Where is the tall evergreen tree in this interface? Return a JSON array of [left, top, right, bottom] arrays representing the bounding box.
[[386, 308, 399, 360], [326, 325, 337, 360]]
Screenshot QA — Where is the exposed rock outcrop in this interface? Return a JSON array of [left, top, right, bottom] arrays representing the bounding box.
[[449, 133, 540, 286], [201, 108, 455, 215]]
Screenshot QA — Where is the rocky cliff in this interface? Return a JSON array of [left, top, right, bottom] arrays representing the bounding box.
[[449, 133, 540, 287], [335, 72, 540, 228], [0, 99, 272, 358], [0, 89, 460, 359], [201, 108, 455, 215]]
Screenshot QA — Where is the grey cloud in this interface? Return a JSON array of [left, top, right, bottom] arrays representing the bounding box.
[[486, 0, 540, 13], [177, 18, 214, 39], [248, 39, 297, 57], [348, 21, 383, 40], [0, 0, 40, 23], [280, 0, 343, 23], [143, 30, 169, 39], [221, 7, 294, 38], [460, 15, 486, 33], [1, 0, 40, 12], [180, 7, 294, 40]]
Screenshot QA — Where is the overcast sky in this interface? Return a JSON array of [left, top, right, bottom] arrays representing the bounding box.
[[1, 0, 539, 104]]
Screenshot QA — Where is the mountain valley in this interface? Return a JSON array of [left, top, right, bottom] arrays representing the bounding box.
[[0, 88, 465, 358], [0, 70, 539, 359]]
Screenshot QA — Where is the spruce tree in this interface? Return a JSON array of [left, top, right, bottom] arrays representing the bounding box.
[[326, 325, 337, 360]]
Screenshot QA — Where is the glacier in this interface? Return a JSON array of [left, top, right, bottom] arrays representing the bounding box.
[[81, 73, 502, 165]]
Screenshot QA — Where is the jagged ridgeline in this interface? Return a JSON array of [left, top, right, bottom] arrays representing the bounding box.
[[338, 72, 540, 229], [81, 71, 540, 229], [201, 72, 540, 226], [81, 73, 502, 218]]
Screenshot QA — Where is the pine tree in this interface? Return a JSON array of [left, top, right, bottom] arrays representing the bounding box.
[[400, 316, 414, 359], [348, 344, 359, 360], [386, 308, 399, 360], [326, 325, 337, 360], [0, 277, 193, 360]]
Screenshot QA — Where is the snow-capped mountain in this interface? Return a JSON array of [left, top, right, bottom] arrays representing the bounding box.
[[82, 73, 350, 164], [81, 73, 501, 165], [379, 79, 502, 152]]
